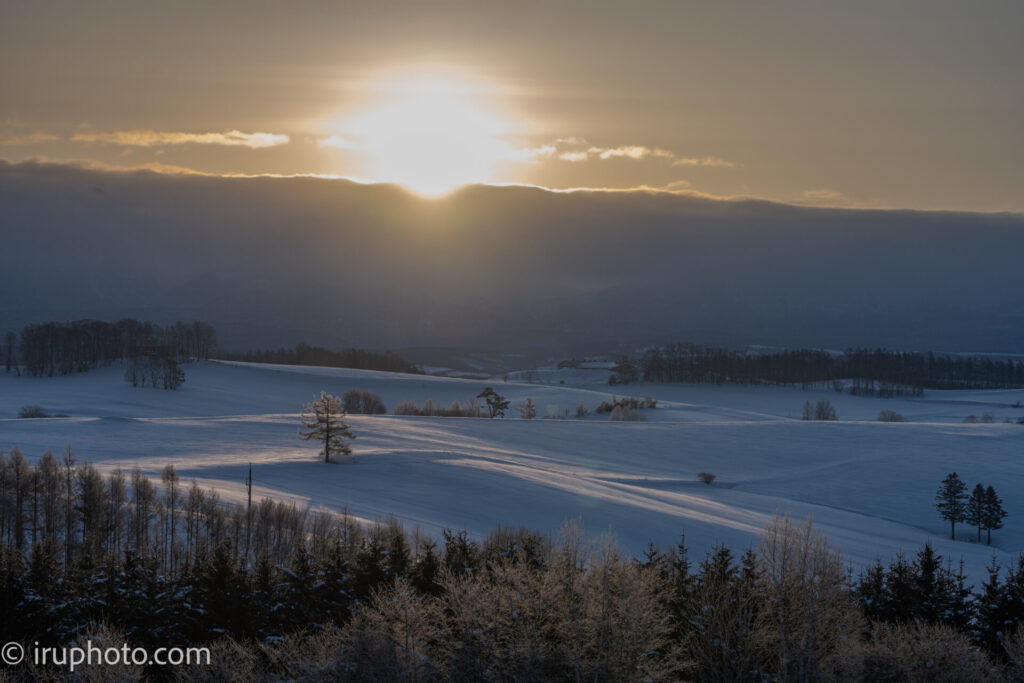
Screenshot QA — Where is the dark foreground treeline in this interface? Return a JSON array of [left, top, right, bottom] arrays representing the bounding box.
[[217, 343, 422, 375], [9, 319, 217, 378], [2, 452, 1024, 680], [636, 343, 1024, 392]]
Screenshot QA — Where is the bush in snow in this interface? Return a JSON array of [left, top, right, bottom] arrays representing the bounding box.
[[964, 414, 978, 423], [981, 411, 996, 424], [877, 410, 905, 422], [697, 472, 716, 485], [596, 396, 656, 414], [609, 405, 641, 421], [828, 621, 993, 682], [17, 404, 50, 418]]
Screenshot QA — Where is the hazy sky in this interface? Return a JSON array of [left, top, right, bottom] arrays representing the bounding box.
[[2, 1, 1022, 210]]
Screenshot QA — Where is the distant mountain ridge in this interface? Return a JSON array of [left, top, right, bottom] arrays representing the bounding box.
[[2, 160, 1022, 354]]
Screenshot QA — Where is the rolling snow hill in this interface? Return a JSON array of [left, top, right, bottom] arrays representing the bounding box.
[[2, 360, 1022, 580]]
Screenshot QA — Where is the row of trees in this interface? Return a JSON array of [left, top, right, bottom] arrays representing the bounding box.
[[802, 398, 838, 420], [11, 319, 216, 378], [3, 454, 1024, 680], [217, 343, 421, 374], [124, 355, 186, 390], [637, 343, 1024, 391], [936, 472, 1008, 544]]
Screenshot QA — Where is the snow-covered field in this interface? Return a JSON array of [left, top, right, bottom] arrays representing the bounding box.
[[1, 360, 1022, 580]]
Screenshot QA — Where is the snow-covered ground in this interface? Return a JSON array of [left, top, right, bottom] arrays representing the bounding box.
[[1, 360, 1022, 581]]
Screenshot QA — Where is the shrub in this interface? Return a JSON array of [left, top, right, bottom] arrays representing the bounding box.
[[964, 414, 978, 424], [576, 401, 587, 418], [877, 410, 905, 422], [697, 472, 716, 485], [980, 411, 995, 424], [596, 396, 656, 414], [18, 404, 50, 418], [609, 405, 641, 421], [829, 621, 994, 681]]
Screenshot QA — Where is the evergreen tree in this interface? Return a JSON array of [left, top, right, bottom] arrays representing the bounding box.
[[975, 557, 1006, 652], [935, 472, 968, 540], [966, 483, 986, 543], [299, 391, 355, 462], [982, 485, 1007, 546], [410, 541, 443, 596]]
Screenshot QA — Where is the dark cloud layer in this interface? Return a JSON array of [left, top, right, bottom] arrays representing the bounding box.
[[2, 161, 1022, 354]]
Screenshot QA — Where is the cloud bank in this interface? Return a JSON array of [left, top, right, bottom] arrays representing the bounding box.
[[72, 130, 290, 148]]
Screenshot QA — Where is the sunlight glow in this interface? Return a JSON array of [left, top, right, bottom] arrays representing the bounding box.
[[328, 75, 522, 197]]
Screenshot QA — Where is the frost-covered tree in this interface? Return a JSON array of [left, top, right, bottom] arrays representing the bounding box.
[[935, 472, 967, 540], [983, 486, 1007, 546], [299, 392, 355, 462]]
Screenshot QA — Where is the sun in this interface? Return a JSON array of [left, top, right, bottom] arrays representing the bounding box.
[[327, 75, 519, 197]]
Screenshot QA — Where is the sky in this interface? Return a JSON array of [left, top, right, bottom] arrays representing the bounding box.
[[2, 1, 1022, 210]]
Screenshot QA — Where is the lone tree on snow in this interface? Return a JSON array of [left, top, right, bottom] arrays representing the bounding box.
[[477, 387, 510, 418], [518, 397, 537, 419], [935, 472, 968, 540], [299, 392, 355, 462]]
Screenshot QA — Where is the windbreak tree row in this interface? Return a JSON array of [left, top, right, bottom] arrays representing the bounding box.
[[11, 319, 217, 377], [637, 343, 1024, 390]]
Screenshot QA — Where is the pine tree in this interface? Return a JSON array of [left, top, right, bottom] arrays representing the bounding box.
[[982, 485, 1007, 546], [935, 472, 968, 540], [299, 391, 355, 462], [966, 483, 986, 543]]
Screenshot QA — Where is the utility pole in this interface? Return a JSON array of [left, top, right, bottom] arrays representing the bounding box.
[[245, 463, 252, 564]]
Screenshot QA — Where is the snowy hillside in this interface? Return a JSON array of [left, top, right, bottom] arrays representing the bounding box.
[[2, 360, 1022, 580]]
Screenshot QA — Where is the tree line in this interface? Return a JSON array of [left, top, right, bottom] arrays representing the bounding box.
[[216, 343, 421, 374], [8, 319, 217, 378], [3, 451, 1024, 679], [636, 343, 1024, 391]]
